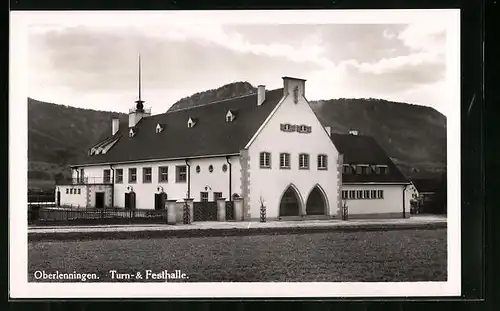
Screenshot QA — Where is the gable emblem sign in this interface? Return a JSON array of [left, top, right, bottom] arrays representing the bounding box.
[[280, 123, 312, 134]]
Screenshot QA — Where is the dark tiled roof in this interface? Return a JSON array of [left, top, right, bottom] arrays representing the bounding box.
[[330, 133, 409, 183], [77, 88, 284, 165]]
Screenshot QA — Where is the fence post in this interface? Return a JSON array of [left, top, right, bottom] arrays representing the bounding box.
[[260, 204, 266, 222], [183, 201, 190, 224], [233, 197, 243, 221], [216, 198, 226, 222], [184, 198, 194, 224], [166, 200, 177, 225]]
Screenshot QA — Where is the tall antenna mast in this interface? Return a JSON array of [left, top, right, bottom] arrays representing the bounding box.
[[135, 53, 144, 111]]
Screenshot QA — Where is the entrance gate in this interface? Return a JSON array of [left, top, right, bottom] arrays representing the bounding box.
[[193, 201, 218, 221], [154, 192, 167, 210], [306, 186, 327, 215], [279, 186, 301, 217]]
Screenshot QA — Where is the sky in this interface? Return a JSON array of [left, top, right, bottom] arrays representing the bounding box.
[[24, 11, 458, 117]]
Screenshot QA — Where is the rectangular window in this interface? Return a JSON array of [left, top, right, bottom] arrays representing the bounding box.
[[129, 168, 137, 183], [80, 169, 84, 182], [200, 191, 208, 202], [342, 190, 348, 200], [78, 189, 81, 195], [158, 166, 168, 183], [379, 166, 387, 174], [66, 188, 69, 194], [70, 189, 73, 194], [356, 190, 363, 199], [280, 153, 290, 169], [318, 154, 328, 170], [371, 190, 377, 199], [377, 190, 384, 199], [364, 190, 370, 199], [299, 154, 309, 169], [115, 169, 123, 183], [143, 167, 152, 183], [349, 190, 356, 199], [103, 169, 111, 183], [260, 152, 271, 168], [213, 192, 223, 201], [176, 165, 187, 183], [361, 166, 368, 174], [356, 166, 362, 174], [343, 165, 350, 174]]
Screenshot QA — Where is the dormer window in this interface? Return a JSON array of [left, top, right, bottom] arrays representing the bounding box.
[[129, 128, 136, 137], [156, 123, 164, 133], [187, 117, 197, 128], [226, 110, 235, 122]]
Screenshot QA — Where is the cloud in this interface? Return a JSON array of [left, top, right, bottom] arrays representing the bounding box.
[[224, 24, 412, 64], [28, 26, 321, 95], [27, 22, 449, 115]]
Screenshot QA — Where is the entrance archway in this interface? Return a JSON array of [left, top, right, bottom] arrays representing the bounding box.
[[279, 185, 302, 217], [306, 185, 327, 215]]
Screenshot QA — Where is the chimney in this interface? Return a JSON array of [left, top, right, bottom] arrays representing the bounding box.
[[324, 126, 331, 136], [257, 85, 266, 106], [282, 76, 306, 102], [349, 129, 359, 136], [112, 118, 120, 136]]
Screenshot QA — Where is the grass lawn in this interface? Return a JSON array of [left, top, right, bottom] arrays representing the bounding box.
[[28, 228, 447, 282]]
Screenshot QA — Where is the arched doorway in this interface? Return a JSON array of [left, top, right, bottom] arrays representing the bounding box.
[[279, 185, 301, 217], [306, 185, 327, 215]]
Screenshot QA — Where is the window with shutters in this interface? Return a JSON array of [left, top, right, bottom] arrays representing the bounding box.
[[129, 168, 137, 183], [317, 154, 328, 170], [115, 169, 123, 183], [176, 166, 187, 183], [158, 166, 168, 182], [298, 153, 309, 169], [377, 190, 384, 199], [200, 191, 208, 202], [260, 152, 271, 168], [280, 153, 290, 169], [349, 190, 356, 199], [103, 169, 111, 183], [364, 190, 370, 199], [342, 190, 348, 200], [143, 167, 152, 183]]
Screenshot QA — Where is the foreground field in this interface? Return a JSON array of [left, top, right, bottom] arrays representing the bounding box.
[[28, 228, 447, 282]]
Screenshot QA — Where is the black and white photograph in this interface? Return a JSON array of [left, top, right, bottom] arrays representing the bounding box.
[[10, 10, 460, 298]]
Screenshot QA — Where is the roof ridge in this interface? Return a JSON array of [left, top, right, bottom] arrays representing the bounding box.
[[166, 92, 256, 114], [166, 88, 283, 114], [207, 91, 256, 105]]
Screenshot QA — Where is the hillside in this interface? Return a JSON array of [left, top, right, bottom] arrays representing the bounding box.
[[168, 81, 256, 112], [28, 82, 446, 190], [28, 98, 127, 190]]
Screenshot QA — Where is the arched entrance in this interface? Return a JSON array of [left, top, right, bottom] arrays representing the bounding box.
[[306, 185, 327, 215], [279, 185, 302, 217]]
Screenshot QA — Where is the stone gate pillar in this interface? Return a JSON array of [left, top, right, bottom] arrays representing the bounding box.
[[184, 198, 194, 223], [234, 197, 244, 221], [217, 198, 226, 221], [165, 199, 177, 225]]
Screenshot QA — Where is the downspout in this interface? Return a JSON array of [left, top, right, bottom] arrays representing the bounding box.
[[226, 156, 232, 200], [110, 164, 115, 208], [185, 159, 191, 199], [402, 184, 408, 219]]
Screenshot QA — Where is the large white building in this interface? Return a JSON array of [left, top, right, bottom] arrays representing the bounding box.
[[56, 76, 411, 220]]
